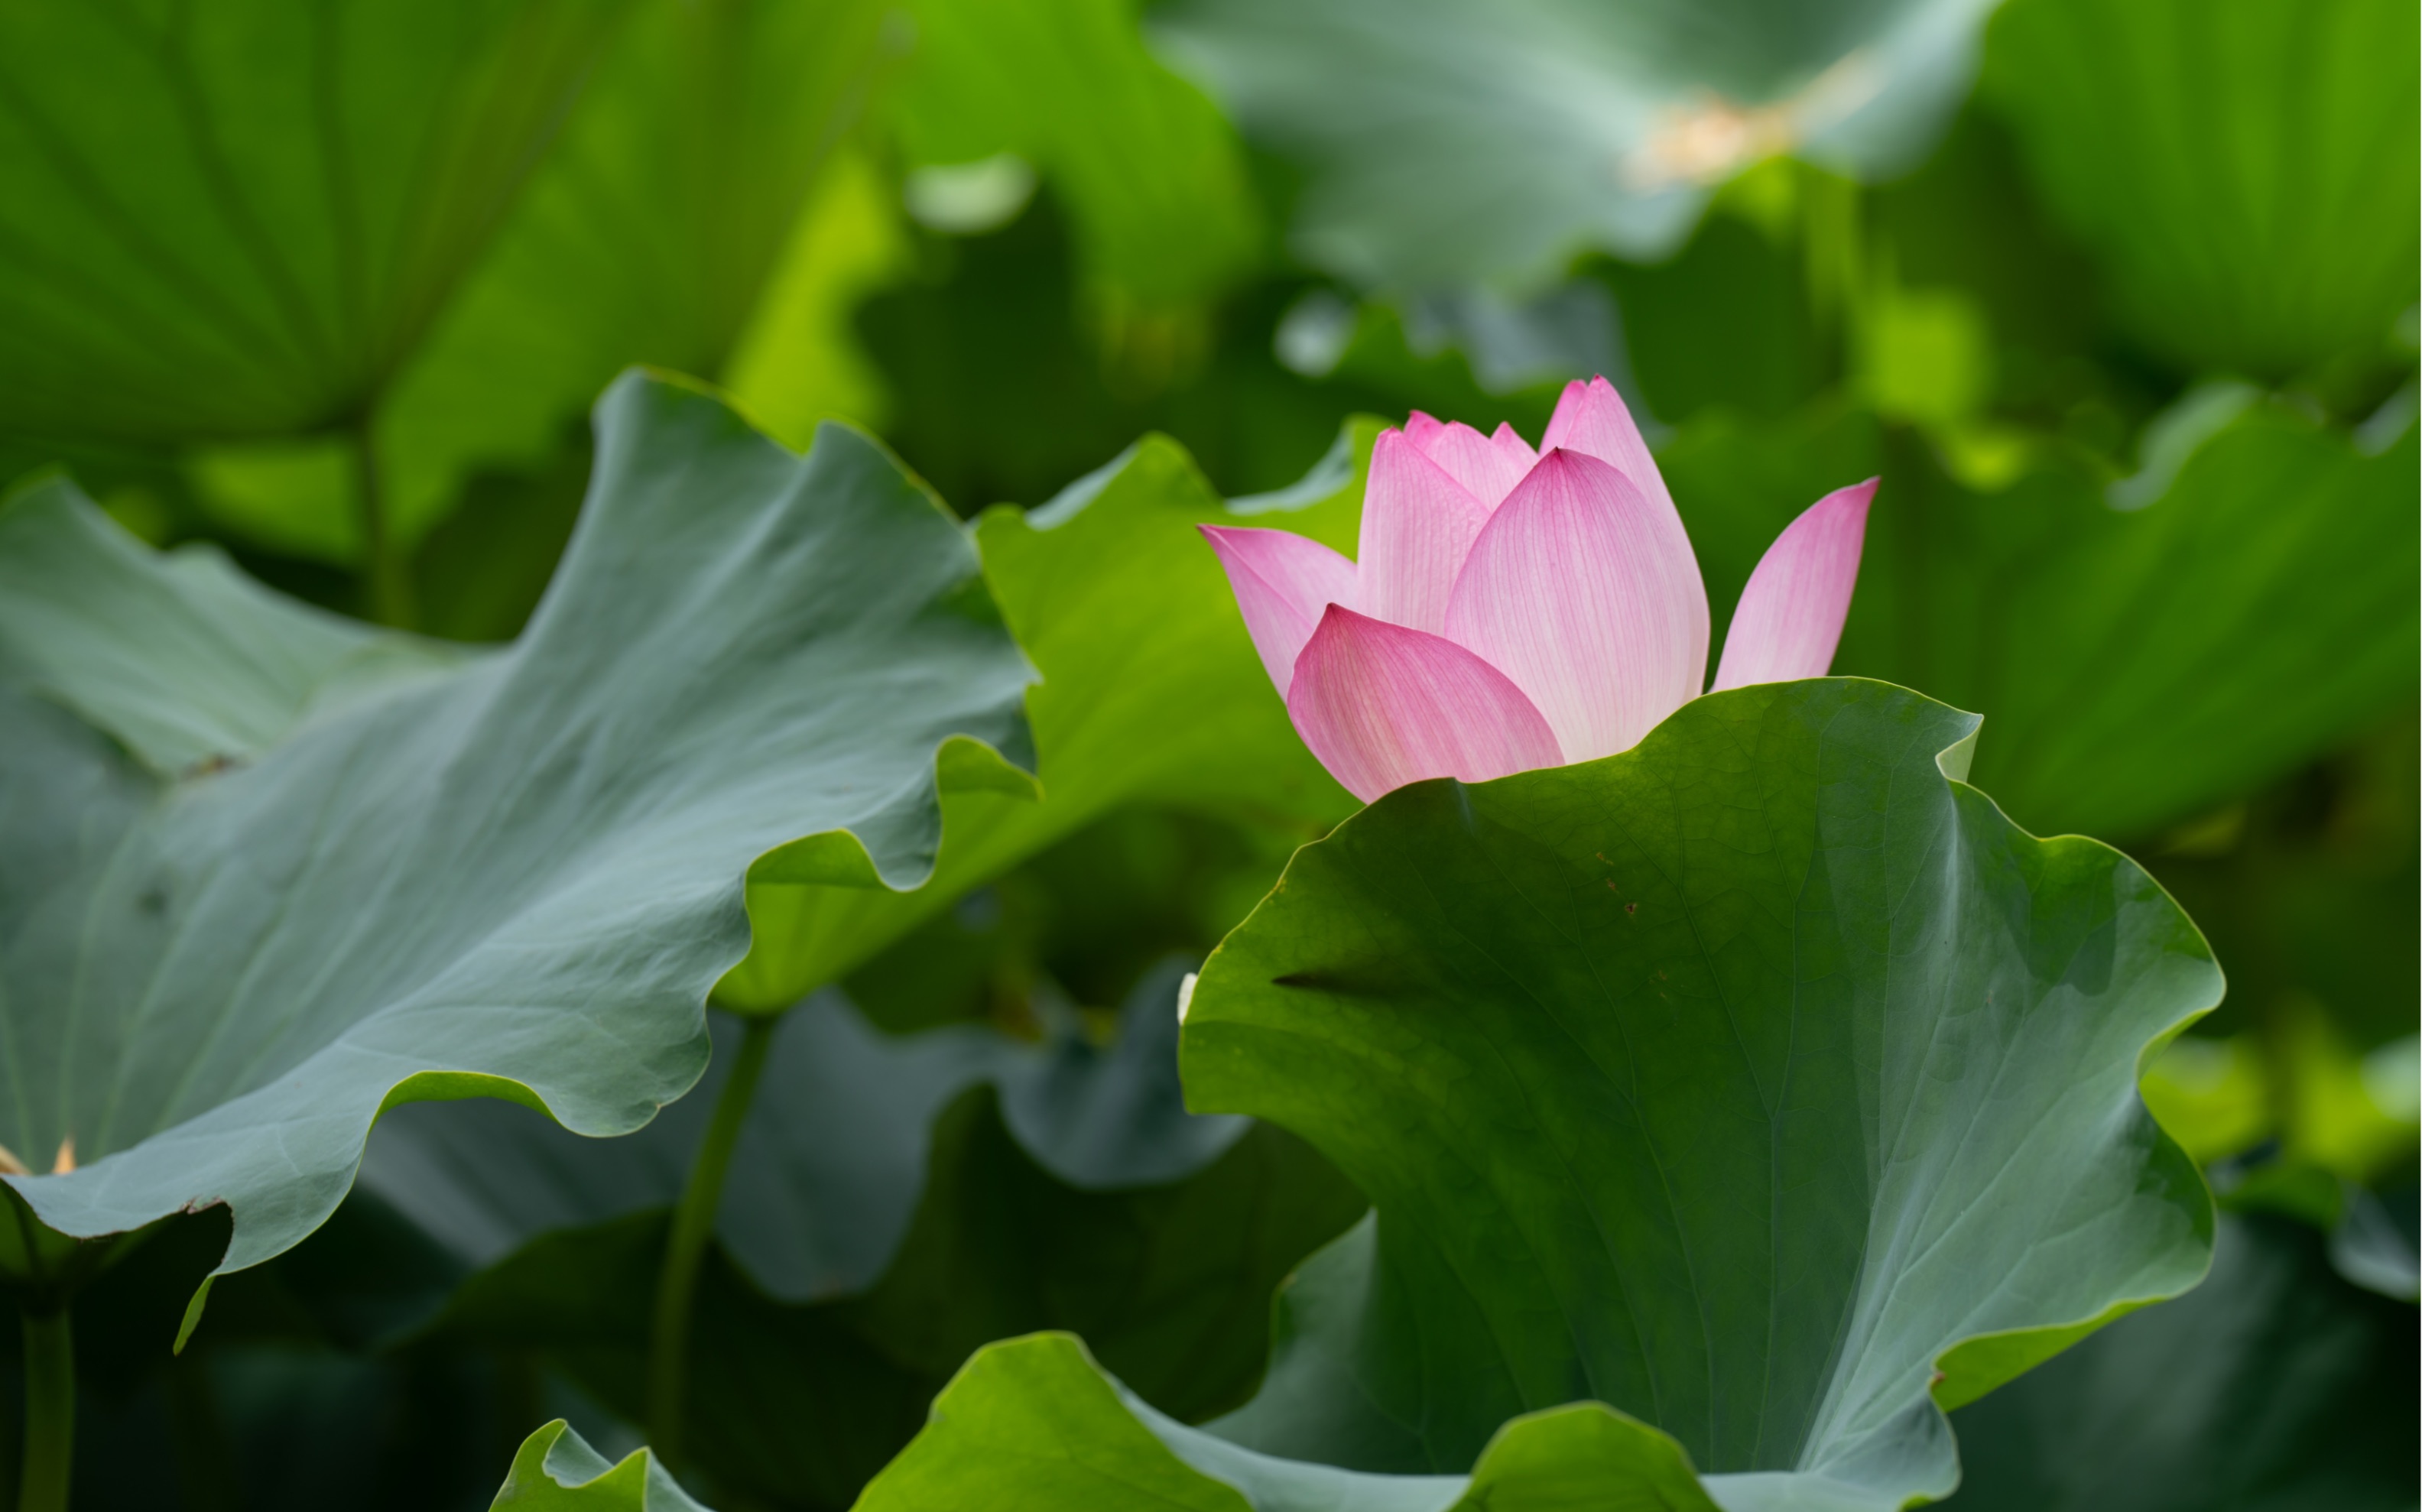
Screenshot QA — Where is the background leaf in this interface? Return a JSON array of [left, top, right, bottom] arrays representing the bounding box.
[[1663, 402, 2420, 842], [1154, 0, 2003, 294], [1982, 0, 2420, 381], [0, 0, 626, 443]]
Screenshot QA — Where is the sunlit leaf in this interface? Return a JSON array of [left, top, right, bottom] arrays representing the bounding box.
[[494, 1420, 706, 1510], [720, 425, 1368, 1010]]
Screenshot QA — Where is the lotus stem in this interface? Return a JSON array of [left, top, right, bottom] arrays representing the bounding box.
[[17, 1303, 71, 1512], [647, 1011, 776, 1469], [349, 414, 415, 630]]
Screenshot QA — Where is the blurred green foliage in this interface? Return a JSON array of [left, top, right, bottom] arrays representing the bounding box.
[[0, 0, 2412, 1505]]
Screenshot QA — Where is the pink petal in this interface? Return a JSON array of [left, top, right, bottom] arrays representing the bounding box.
[[1404, 416, 1538, 508], [1712, 479, 1876, 693], [1355, 430, 1492, 635], [1542, 376, 1675, 521], [1288, 605, 1563, 803], [1200, 524, 1359, 698], [1442, 449, 1709, 762]]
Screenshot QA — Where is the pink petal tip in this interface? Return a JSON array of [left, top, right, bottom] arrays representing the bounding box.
[[1199, 524, 1359, 698], [1711, 479, 1876, 693], [1443, 449, 1709, 762]]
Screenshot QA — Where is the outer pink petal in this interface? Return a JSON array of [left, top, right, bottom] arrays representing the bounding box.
[[1404, 417, 1537, 508], [1712, 479, 1876, 693], [1287, 605, 1563, 803], [1542, 376, 1675, 521], [1443, 449, 1709, 762], [1200, 524, 1359, 698], [1356, 430, 1492, 634]]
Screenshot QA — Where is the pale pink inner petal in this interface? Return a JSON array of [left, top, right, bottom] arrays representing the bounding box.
[[1199, 524, 1359, 698], [1287, 605, 1564, 803], [1404, 417, 1537, 508], [1443, 449, 1710, 762], [1542, 375, 1676, 521], [1712, 479, 1877, 693], [1355, 430, 1492, 634]]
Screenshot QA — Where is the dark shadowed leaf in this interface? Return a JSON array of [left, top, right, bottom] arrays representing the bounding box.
[[1943, 1212, 2420, 1511]]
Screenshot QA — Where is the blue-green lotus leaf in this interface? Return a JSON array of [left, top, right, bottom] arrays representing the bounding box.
[[0, 371, 1032, 1299]]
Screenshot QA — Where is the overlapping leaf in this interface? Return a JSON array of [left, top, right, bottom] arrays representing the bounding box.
[[720, 426, 1368, 1009], [380, 0, 888, 539], [1664, 401, 2420, 841], [856, 678, 2222, 1509], [0, 372, 1032, 1290], [424, 969, 1361, 1510], [364, 962, 1252, 1302]]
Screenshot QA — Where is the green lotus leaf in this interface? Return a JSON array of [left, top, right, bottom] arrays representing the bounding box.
[[720, 425, 1367, 1010], [0, 371, 1033, 1303], [495, 1420, 707, 1510], [1153, 0, 2001, 294], [0, 483, 461, 773], [859, 678, 2222, 1507], [859, 1332, 1725, 1512], [1665, 400, 2420, 842], [379, 0, 888, 543], [1983, 0, 2419, 379], [0, 0, 628, 445], [888, 0, 1260, 311], [1943, 1212, 2420, 1510]]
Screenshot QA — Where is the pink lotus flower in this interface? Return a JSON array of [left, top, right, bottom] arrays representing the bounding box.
[[1202, 376, 1874, 803]]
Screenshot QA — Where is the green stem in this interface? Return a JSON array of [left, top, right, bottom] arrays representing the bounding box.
[[18, 1303, 71, 1512], [349, 414, 414, 630], [648, 1012, 776, 1468]]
